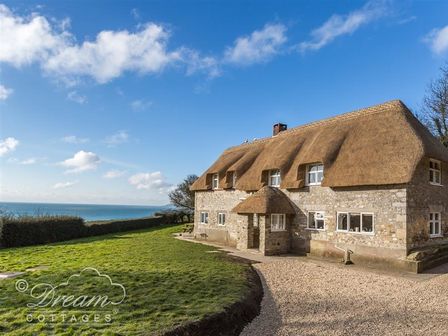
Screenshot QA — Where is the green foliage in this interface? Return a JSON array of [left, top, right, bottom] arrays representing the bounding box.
[[0, 225, 249, 335]]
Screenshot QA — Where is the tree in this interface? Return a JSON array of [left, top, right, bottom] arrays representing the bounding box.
[[168, 174, 198, 212], [421, 63, 448, 147]]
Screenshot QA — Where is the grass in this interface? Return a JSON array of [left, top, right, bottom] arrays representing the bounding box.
[[0, 224, 249, 335]]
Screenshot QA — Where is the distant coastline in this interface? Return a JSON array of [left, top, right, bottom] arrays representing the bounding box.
[[0, 202, 172, 221]]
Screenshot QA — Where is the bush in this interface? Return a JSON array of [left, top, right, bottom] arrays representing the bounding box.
[[0, 215, 168, 248]]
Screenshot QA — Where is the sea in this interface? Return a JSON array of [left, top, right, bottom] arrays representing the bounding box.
[[0, 202, 172, 222]]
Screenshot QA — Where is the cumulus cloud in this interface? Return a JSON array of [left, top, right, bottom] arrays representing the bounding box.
[[0, 137, 19, 156], [0, 84, 13, 100], [224, 23, 287, 65], [60, 150, 100, 173], [104, 130, 129, 146], [299, 1, 388, 52], [103, 170, 126, 179], [130, 99, 152, 111], [425, 25, 448, 55], [67, 90, 87, 104], [62, 135, 89, 144], [53, 181, 77, 189], [128, 171, 172, 193], [0, 5, 218, 83]]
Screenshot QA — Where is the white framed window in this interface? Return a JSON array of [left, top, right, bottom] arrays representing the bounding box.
[[337, 212, 374, 234], [429, 159, 442, 185], [429, 212, 442, 238], [307, 211, 325, 230], [200, 212, 209, 224], [268, 169, 281, 187], [212, 173, 219, 189], [271, 214, 286, 231], [306, 164, 324, 186], [218, 212, 226, 226]]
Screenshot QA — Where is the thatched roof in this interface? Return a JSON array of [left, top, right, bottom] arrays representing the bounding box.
[[191, 100, 448, 191], [232, 186, 296, 214]]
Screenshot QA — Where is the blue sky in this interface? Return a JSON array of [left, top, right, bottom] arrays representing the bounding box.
[[0, 0, 447, 205]]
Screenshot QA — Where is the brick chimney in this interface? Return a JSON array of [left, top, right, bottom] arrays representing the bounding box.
[[273, 123, 287, 136]]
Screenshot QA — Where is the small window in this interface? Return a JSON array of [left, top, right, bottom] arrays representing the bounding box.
[[268, 170, 281, 187], [212, 174, 219, 189], [218, 212, 226, 225], [429, 212, 442, 238], [200, 212, 209, 224], [308, 211, 325, 230], [307, 164, 324, 186], [429, 159, 442, 185], [337, 212, 374, 234], [231, 172, 237, 188], [271, 214, 286, 231]]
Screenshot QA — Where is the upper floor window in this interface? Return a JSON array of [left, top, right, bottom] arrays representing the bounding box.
[[212, 173, 219, 189], [200, 212, 209, 224], [429, 159, 442, 185], [218, 212, 226, 225], [306, 164, 324, 186], [308, 211, 325, 230], [268, 169, 281, 187], [271, 214, 286, 231], [229, 171, 237, 188], [429, 212, 442, 238], [337, 212, 374, 234]]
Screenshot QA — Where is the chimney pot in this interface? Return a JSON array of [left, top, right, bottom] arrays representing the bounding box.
[[273, 123, 287, 136]]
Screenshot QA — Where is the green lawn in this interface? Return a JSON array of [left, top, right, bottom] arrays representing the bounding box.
[[0, 224, 249, 335]]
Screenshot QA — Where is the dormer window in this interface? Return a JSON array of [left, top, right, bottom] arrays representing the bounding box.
[[306, 164, 324, 186], [429, 159, 442, 185], [232, 172, 237, 187], [268, 169, 281, 187], [212, 173, 219, 189]]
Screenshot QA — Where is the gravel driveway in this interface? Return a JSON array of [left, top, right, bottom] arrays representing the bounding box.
[[241, 259, 448, 336]]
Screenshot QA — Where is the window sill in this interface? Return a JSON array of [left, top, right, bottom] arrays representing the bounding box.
[[306, 228, 326, 231], [429, 182, 443, 187], [271, 229, 287, 232], [430, 235, 443, 238], [336, 230, 375, 236], [306, 183, 322, 187]]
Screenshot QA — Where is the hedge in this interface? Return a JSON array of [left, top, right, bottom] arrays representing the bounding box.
[[0, 214, 169, 248]]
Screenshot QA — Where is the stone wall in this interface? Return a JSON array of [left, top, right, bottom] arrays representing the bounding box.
[[407, 157, 448, 249]]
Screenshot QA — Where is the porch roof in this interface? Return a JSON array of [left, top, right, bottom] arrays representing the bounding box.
[[232, 186, 296, 214]]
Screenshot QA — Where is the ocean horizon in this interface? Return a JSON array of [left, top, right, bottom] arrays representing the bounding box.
[[0, 201, 172, 221]]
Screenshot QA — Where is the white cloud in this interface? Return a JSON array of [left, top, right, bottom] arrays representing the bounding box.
[[0, 4, 70, 67], [425, 25, 448, 55], [224, 23, 287, 65], [299, 1, 388, 52], [53, 181, 77, 189], [67, 90, 87, 104], [20, 158, 37, 165], [131, 8, 140, 21], [62, 135, 89, 144], [0, 84, 13, 100], [104, 130, 129, 146], [130, 99, 152, 111], [0, 137, 19, 156], [60, 150, 100, 173], [128, 171, 172, 193], [103, 170, 126, 179]]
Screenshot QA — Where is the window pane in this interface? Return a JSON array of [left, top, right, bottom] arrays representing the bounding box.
[[309, 165, 318, 172], [316, 219, 325, 230], [309, 173, 316, 184], [338, 213, 348, 231], [362, 214, 373, 232], [350, 214, 361, 232], [317, 172, 323, 182], [308, 212, 315, 228]]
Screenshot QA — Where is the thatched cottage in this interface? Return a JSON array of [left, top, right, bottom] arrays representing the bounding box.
[[191, 100, 448, 271]]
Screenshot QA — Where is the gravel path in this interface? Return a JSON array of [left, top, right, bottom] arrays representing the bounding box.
[[241, 260, 448, 336]]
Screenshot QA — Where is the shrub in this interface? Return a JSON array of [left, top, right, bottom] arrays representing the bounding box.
[[86, 216, 165, 236]]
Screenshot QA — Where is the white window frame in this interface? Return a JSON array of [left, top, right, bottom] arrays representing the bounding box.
[[270, 213, 286, 231], [307, 211, 326, 231], [306, 164, 324, 186], [200, 212, 209, 224], [212, 173, 219, 189], [429, 159, 442, 186], [218, 212, 226, 226], [336, 212, 375, 234], [268, 169, 281, 187], [230, 171, 237, 188], [429, 212, 442, 238]]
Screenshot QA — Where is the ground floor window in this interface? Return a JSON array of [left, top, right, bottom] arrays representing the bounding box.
[[429, 212, 442, 237], [218, 212, 226, 225], [337, 212, 374, 233], [200, 212, 209, 224], [271, 214, 286, 231], [308, 211, 325, 230]]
